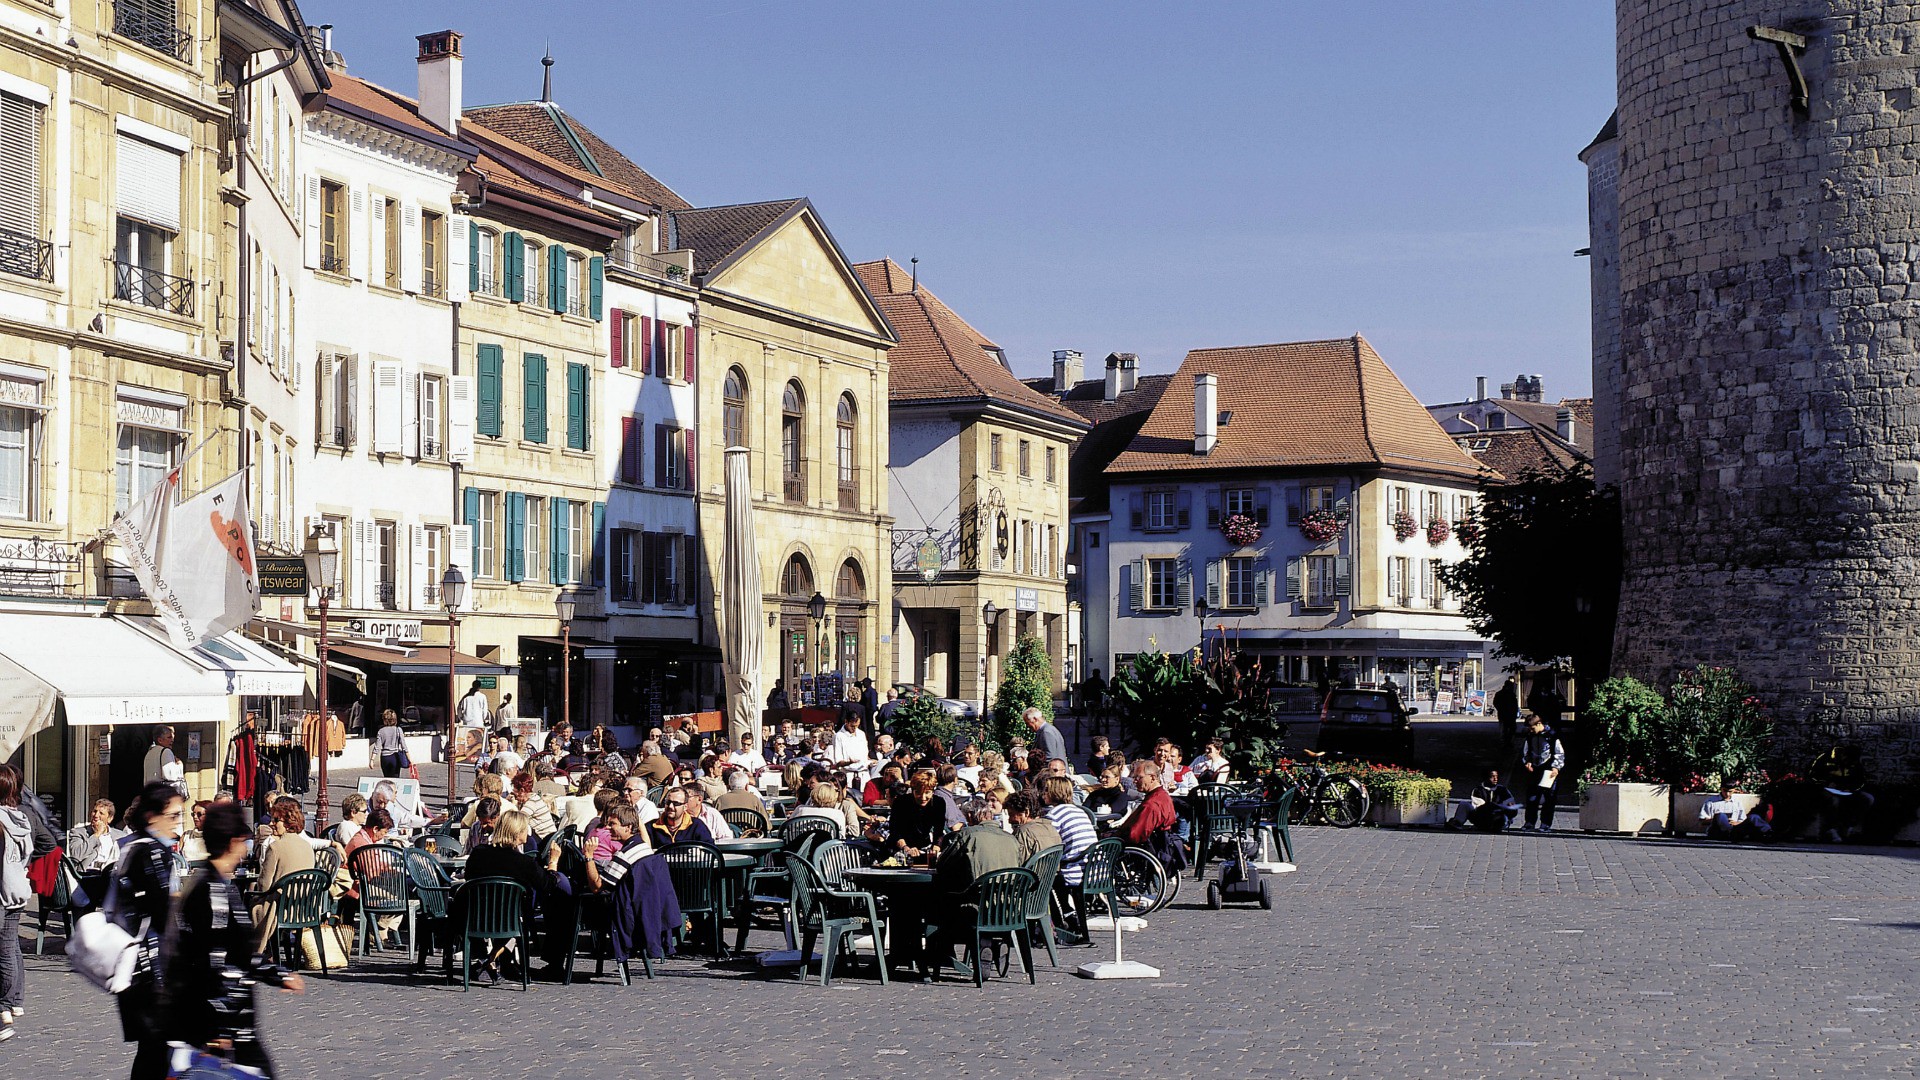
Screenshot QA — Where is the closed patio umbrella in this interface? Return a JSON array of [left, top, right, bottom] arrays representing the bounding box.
[[722, 446, 765, 751]]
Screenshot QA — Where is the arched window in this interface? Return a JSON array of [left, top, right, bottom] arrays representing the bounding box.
[[836, 393, 857, 509], [781, 553, 814, 596], [723, 368, 748, 448], [835, 558, 865, 601], [781, 381, 805, 502]]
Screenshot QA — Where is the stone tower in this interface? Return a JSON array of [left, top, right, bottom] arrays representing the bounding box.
[[1606, 1, 1920, 769]]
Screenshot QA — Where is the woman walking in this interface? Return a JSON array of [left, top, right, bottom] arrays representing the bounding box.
[[373, 710, 408, 779], [163, 801, 304, 1076], [0, 763, 57, 1042], [117, 781, 184, 1080]]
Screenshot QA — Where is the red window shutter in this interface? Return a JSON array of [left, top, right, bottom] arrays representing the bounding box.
[[640, 315, 654, 375], [609, 309, 625, 367], [654, 424, 668, 487], [684, 428, 696, 490], [683, 324, 697, 383], [619, 415, 636, 483]]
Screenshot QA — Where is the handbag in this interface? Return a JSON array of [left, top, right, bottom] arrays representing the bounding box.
[[298, 924, 352, 970], [168, 1045, 269, 1079], [68, 911, 147, 992]]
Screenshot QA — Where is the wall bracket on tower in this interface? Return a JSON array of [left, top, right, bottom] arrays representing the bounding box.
[[1747, 25, 1809, 117]]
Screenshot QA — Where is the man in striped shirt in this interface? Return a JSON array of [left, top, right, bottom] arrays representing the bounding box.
[[1040, 776, 1097, 885]]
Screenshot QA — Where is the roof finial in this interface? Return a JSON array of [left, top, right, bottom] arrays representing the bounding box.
[[910, 256, 918, 293], [541, 42, 554, 102]]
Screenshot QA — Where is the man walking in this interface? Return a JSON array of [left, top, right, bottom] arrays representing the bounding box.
[[1025, 707, 1066, 767]]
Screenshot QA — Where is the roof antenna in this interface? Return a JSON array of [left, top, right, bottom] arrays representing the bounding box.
[[541, 42, 554, 102], [910, 256, 918, 293]]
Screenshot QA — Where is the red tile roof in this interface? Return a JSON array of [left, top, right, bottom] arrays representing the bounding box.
[[464, 102, 690, 211], [854, 260, 1085, 427], [667, 200, 806, 276], [1108, 336, 1486, 480], [1455, 426, 1587, 481]]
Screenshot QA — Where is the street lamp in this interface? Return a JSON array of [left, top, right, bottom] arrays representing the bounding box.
[[440, 563, 467, 816], [302, 524, 339, 833], [1194, 594, 1208, 661], [555, 592, 575, 732], [982, 599, 1000, 707], [807, 590, 828, 686]]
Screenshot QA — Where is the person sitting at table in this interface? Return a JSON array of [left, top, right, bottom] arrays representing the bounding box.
[[553, 773, 601, 832], [369, 779, 439, 838], [465, 796, 502, 853], [889, 767, 952, 864], [684, 787, 734, 841], [646, 790, 713, 847], [1006, 791, 1062, 861], [531, 759, 568, 802], [451, 810, 571, 982], [924, 803, 1028, 975], [619, 774, 663, 828], [954, 746, 984, 789], [66, 796, 126, 870], [1086, 736, 1113, 777], [732, 732, 768, 773], [936, 764, 970, 825], [1112, 758, 1179, 845], [789, 783, 853, 838], [862, 763, 905, 808], [581, 803, 680, 965], [1085, 763, 1133, 819], [514, 769, 559, 843], [715, 770, 766, 814], [977, 753, 1017, 798], [632, 741, 674, 786], [326, 793, 368, 848], [1040, 776, 1098, 888], [251, 796, 315, 953], [582, 789, 625, 869], [1190, 740, 1232, 785], [1007, 745, 1031, 780]]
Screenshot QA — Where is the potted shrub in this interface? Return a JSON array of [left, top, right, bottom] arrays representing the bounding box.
[[1332, 762, 1453, 826], [1576, 676, 1671, 834], [1661, 666, 1772, 834]]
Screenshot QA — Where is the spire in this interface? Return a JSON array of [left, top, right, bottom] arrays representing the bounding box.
[[540, 43, 554, 102]]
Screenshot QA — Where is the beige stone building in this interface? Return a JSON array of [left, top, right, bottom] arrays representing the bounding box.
[[671, 201, 897, 705], [856, 260, 1084, 709]]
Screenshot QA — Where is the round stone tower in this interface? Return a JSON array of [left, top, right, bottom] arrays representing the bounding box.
[[1611, 1, 1920, 768]]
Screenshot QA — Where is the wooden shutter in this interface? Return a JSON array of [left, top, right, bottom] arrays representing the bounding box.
[[680, 534, 697, 604], [449, 524, 473, 610], [349, 188, 367, 281], [399, 202, 421, 292], [403, 371, 420, 458], [475, 345, 502, 437], [410, 524, 428, 609], [117, 133, 181, 231], [342, 356, 360, 447], [1287, 486, 1302, 524], [1129, 558, 1145, 612], [1205, 559, 1221, 609], [302, 174, 321, 267], [0, 94, 37, 237], [588, 256, 604, 320], [447, 215, 469, 302], [372, 360, 403, 454], [1176, 561, 1193, 608], [349, 519, 368, 608], [368, 196, 385, 286], [1334, 556, 1351, 596], [550, 498, 569, 584], [504, 492, 525, 582], [523, 354, 547, 443], [639, 315, 655, 375], [654, 424, 668, 488], [1175, 491, 1192, 529], [314, 353, 335, 444], [1255, 561, 1272, 606], [461, 487, 480, 576], [1285, 557, 1302, 600], [1205, 489, 1221, 528], [1254, 488, 1271, 525], [591, 501, 606, 587], [684, 428, 697, 492], [501, 231, 523, 299], [1128, 492, 1143, 530], [566, 363, 588, 450], [683, 324, 697, 383], [448, 374, 475, 462], [466, 216, 481, 294], [547, 246, 566, 314], [620, 415, 641, 484], [609, 309, 625, 368]]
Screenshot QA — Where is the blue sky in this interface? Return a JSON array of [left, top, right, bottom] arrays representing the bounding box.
[[308, 1, 1616, 402]]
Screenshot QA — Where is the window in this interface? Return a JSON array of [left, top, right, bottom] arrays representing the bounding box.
[[0, 91, 49, 281], [319, 180, 346, 274], [1226, 487, 1256, 518], [611, 529, 637, 601], [378, 197, 399, 289], [564, 362, 590, 451], [114, 0, 190, 60], [523, 495, 544, 583], [475, 227, 497, 295], [376, 521, 398, 609], [1425, 490, 1445, 525], [1018, 439, 1031, 477], [1390, 485, 1410, 517], [316, 353, 356, 448], [653, 320, 684, 380], [523, 353, 548, 444], [1045, 446, 1057, 483], [0, 376, 42, 519], [474, 491, 498, 579], [1307, 485, 1336, 514], [320, 516, 347, 596], [422, 526, 444, 606], [723, 368, 747, 448], [1147, 557, 1181, 610], [1389, 556, 1410, 605], [115, 425, 177, 513], [1224, 556, 1258, 609], [521, 239, 540, 305], [989, 433, 1003, 471], [781, 381, 805, 502], [420, 209, 444, 297], [1146, 491, 1176, 530], [114, 216, 186, 314], [645, 532, 689, 605], [567, 500, 587, 584], [419, 374, 443, 459], [836, 559, 865, 601], [1305, 554, 1338, 607], [1424, 559, 1442, 608], [662, 425, 688, 489], [781, 553, 813, 597], [836, 394, 857, 510]]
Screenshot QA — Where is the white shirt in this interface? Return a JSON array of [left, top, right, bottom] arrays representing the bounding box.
[[493, 750, 526, 774], [697, 805, 734, 840], [829, 729, 872, 768], [459, 693, 492, 727], [1700, 796, 1745, 823], [733, 748, 767, 773]]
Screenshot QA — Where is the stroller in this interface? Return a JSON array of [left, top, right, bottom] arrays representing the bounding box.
[[1205, 831, 1273, 910]]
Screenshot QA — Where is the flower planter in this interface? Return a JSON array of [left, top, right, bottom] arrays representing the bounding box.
[[1578, 782, 1670, 835], [1367, 796, 1450, 827], [1670, 792, 1760, 836]]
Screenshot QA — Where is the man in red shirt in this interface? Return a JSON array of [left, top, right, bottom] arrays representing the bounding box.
[[1118, 759, 1177, 845]]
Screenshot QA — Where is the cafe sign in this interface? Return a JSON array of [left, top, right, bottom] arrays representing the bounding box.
[[346, 617, 423, 643]]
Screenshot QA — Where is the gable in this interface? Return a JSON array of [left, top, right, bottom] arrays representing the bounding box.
[[705, 213, 888, 338]]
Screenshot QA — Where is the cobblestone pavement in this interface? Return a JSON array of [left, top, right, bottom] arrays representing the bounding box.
[[8, 827, 1919, 1079]]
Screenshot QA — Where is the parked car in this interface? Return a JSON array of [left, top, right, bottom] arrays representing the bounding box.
[[1318, 687, 1414, 762], [1266, 685, 1325, 741], [890, 684, 978, 720]]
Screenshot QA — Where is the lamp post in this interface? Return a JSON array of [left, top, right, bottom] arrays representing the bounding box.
[[440, 564, 467, 816], [1194, 595, 1208, 662], [982, 599, 999, 707], [302, 524, 339, 833], [807, 590, 828, 695], [555, 592, 575, 733]]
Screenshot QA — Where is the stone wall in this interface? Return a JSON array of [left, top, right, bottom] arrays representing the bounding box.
[[1581, 124, 1622, 488], [1612, 0, 1920, 774]]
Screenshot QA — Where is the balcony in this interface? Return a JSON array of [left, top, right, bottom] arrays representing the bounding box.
[[421, 437, 442, 460], [475, 272, 497, 296], [783, 468, 807, 504], [320, 252, 347, 276], [421, 583, 440, 608], [607, 248, 692, 283], [567, 295, 587, 317], [0, 227, 52, 282], [114, 1, 191, 61], [113, 260, 193, 316]]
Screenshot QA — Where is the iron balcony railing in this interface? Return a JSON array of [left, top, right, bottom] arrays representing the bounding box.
[[320, 252, 348, 275], [113, 260, 193, 316], [0, 227, 52, 282], [114, 1, 191, 61], [377, 581, 398, 610], [421, 270, 444, 299]]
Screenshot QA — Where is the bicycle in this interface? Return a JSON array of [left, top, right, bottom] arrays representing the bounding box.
[[1266, 749, 1370, 828]]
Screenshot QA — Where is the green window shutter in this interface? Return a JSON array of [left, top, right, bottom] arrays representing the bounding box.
[[468, 223, 481, 293], [501, 231, 522, 299], [551, 497, 569, 585], [548, 247, 566, 314], [476, 344, 503, 437], [504, 492, 525, 582], [523, 354, 547, 443], [588, 256, 604, 321], [462, 487, 481, 570], [566, 363, 588, 450], [591, 500, 605, 586]]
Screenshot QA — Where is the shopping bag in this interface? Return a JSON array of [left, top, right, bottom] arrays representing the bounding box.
[[298, 924, 352, 970], [68, 912, 145, 993], [168, 1045, 269, 1079]]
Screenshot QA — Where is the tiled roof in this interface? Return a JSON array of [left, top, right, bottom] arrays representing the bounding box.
[[667, 200, 806, 276], [1107, 336, 1485, 480], [1559, 397, 1594, 427], [855, 260, 1085, 427], [1023, 372, 1173, 514], [464, 102, 690, 211], [1454, 426, 1586, 481], [321, 73, 472, 150]]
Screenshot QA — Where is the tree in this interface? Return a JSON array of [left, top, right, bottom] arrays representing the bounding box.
[[1437, 466, 1621, 695], [1108, 640, 1283, 774], [889, 689, 956, 757], [990, 633, 1054, 752]]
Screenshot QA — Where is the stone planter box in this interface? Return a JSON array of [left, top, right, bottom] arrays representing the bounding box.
[[1671, 792, 1760, 835], [1366, 792, 1451, 827], [1579, 782, 1670, 835]]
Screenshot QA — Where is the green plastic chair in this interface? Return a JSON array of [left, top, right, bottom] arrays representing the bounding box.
[[787, 852, 887, 986], [456, 876, 528, 991], [732, 829, 825, 954], [723, 807, 771, 838], [260, 868, 337, 978], [1021, 845, 1065, 968], [1190, 783, 1244, 880], [951, 867, 1039, 986], [780, 814, 842, 845], [401, 849, 454, 976], [1260, 786, 1297, 863], [810, 839, 872, 888], [661, 841, 726, 958], [312, 844, 342, 881], [557, 841, 649, 984], [1062, 837, 1124, 942], [33, 856, 78, 956]]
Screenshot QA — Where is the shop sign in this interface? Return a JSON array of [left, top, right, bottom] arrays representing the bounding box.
[[345, 618, 422, 642], [256, 558, 308, 596], [1014, 587, 1039, 612]]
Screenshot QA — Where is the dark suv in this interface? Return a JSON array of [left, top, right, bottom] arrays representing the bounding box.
[[1318, 688, 1414, 762]]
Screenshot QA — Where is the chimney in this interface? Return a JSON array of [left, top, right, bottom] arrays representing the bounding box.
[[1193, 374, 1218, 454], [1116, 352, 1138, 394], [306, 23, 345, 72], [1474, 376, 1488, 401], [1104, 353, 1122, 401], [416, 30, 463, 133], [1556, 407, 1575, 443], [1052, 350, 1083, 393]]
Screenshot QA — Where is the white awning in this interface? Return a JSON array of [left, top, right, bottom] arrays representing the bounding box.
[[119, 616, 306, 697], [0, 610, 229, 726], [0, 650, 57, 760]]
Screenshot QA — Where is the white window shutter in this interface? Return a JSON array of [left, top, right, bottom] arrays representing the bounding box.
[[448, 524, 473, 612], [314, 353, 335, 444], [447, 374, 475, 462], [372, 360, 403, 454], [368, 196, 386, 286], [1176, 561, 1193, 608], [349, 188, 366, 280], [410, 524, 428, 610], [403, 372, 420, 459], [1256, 562, 1272, 606], [1205, 559, 1221, 609], [348, 519, 366, 608], [1129, 558, 1145, 612], [342, 356, 360, 447], [1335, 556, 1352, 597], [1286, 557, 1302, 600], [302, 175, 321, 268], [116, 134, 182, 231], [401, 204, 422, 293], [447, 216, 469, 302]]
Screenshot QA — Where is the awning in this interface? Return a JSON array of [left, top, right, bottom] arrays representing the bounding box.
[[523, 635, 622, 660], [330, 642, 517, 676], [255, 636, 368, 693], [120, 615, 306, 696], [0, 651, 57, 760], [0, 610, 229, 727]]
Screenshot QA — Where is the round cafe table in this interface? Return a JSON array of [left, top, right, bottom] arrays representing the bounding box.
[[714, 836, 782, 860], [843, 867, 936, 972]]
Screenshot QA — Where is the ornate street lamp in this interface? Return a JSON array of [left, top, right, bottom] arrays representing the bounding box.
[[440, 563, 467, 815], [807, 590, 828, 684], [302, 524, 339, 832], [555, 592, 576, 732]]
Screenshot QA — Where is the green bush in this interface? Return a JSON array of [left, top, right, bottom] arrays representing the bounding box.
[[989, 633, 1055, 753], [1107, 643, 1282, 769], [1580, 676, 1668, 786], [889, 689, 956, 756], [1324, 760, 1452, 810], [1664, 665, 1771, 790]]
